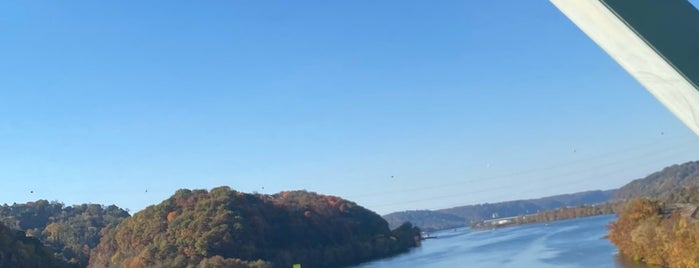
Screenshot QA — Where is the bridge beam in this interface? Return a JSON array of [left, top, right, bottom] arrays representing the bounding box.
[[550, 0, 699, 136]]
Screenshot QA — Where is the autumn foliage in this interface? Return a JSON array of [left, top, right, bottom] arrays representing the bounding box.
[[0, 223, 74, 268], [0, 200, 129, 267], [89, 187, 420, 268], [608, 198, 699, 267], [0, 187, 418, 267]]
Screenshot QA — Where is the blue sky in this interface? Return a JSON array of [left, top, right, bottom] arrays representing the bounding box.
[[1, 1, 699, 215]]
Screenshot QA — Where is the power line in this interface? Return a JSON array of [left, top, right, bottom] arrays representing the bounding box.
[[366, 137, 699, 210], [351, 135, 697, 200]]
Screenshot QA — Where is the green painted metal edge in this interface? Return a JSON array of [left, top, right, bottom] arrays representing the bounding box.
[[599, 0, 699, 91]]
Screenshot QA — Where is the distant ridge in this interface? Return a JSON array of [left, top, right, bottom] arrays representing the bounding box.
[[613, 160, 699, 201], [383, 189, 616, 231]]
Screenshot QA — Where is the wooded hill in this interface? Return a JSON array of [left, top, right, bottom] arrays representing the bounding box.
[[0, 187, 420, 268], [607, 160, 699, 267], [90, 187, 420, 268], [383, 189, 616, 231], [0, 200, 130, 267], [0, 223, 74, 268], [613, 160, 699, 201]]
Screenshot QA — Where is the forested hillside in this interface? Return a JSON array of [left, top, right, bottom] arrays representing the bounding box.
[[90, 187, 420, 268], [471, 203, 617, 229], [383, 210, 465, 232], [614, 160, 699, 201], [384, 190, 615, 231], [607, 161, 699, 267], [0, 222, 74, 268], [0, 200, 129, 266], [608, 198, 699, 267]]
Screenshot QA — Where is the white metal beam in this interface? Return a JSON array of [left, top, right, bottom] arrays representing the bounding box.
[[550, 0, 699, 137]]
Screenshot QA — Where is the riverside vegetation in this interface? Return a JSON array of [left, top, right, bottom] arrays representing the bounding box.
[[383, 190, 615, 232], [466, 161, 699, 266], [608, 197, 699, 267], [606, 161, 699, 267], [386, 160, 699, 267]]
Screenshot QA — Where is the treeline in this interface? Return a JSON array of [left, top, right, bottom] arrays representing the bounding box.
[[471, 203, 615, 229], [0, 188, 420, 268], [662, 186, 699, 204], [515, 203, 615, 225], [607, 198, 699, 267], [614, 161, 699, 201], [90, 187, 420, 268], [384, 190, 616, 231], [0, 221, 74, 268], [605, 161, 699, 267], [0, 200, 130, 267]]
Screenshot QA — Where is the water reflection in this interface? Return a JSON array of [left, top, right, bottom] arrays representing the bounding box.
[[614, 255, 659, 268]]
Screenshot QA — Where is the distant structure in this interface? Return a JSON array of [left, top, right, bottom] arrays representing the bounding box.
[[551, 0, 699, 137], [482, 216, 517, 226]]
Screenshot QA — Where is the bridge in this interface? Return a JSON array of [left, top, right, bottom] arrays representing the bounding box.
[[551, 0, 699, 137]]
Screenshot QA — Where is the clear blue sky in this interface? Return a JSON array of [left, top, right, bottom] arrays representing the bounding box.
[[2, 1, 699, 215]]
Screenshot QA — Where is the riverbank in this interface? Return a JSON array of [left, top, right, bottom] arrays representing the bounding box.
[[470, 203, 616, 230], [357, 215, 644, 268]]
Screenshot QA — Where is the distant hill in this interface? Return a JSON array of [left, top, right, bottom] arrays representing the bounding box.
[[384, 189, 616, 231], [613, 160, 699, 201], [90, 187, 420, 268], [382, 210, 465, 232]]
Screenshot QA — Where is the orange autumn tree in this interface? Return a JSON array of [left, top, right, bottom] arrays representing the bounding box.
[[608, 198, 699, 267]]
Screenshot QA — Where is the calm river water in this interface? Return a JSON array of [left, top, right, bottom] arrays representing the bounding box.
[[356, 215, 653, 268]]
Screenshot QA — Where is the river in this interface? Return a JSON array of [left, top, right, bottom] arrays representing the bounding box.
[[355, 215, 654, 268]]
